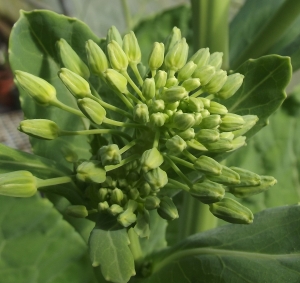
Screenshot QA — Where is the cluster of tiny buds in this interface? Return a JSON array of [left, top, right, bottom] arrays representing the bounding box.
[[8, 26, 278, 235]]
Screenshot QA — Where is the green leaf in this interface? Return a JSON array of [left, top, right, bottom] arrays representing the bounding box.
[[89, 215, 135, 283], [0, 195, 97, 283], [140, 204, 300, 283], [9, 10, 101, 167]]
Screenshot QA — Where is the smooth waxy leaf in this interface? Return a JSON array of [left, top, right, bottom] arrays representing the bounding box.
[[0, 195, 97, 283], [138, 204, 300, 283], [89, 215, 135, 283]]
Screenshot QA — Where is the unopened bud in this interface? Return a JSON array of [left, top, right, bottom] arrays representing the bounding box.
[[56, 39, 90, 79], [199, 97, 211, 108], [232, 115, 258, 138], [117, 209, 137, 227], [188, 97, 204, 112], [65, 205, 88, 218], [150, 99, 165, 112], [144, 167, 168, 190], [142, 78, 155, 100], [208, 165, 240, 185], [205, 138, 233, 152], [99, 144, 121, 166], [177, 61, 197, 82], [208, 52, 223, 70], [176, 128, 195, 140], [107, 40, 128, 71], [195, 129, 219, 143], [0, 171, 37, 197], [128, 188, 139, 200], [144, 196, 161, 210], [165, 38, 189, 71], [190, 48, 210, 67], [216, 73, 244, 99], [187, 139, 207, 151], [204, 70, 227, 93], [220, 132, 234, 140], [230, 136, 246, 151], [192, 65, 215, 85], [148, 42, 165, 71], [200, 114, 221, 129], [182, 78, 201, 92], [165, 101, 180, 111], [98, 201, 109, 211], [110, 188, 124, 205], [194, 156, 222, 175], [150, 112, 166, 127], [209, 197, 254, 224], [165, 78, 179, 88], [76, 160, 106, 183], [162, 86, 187, 103], [105, 69, 128, 93], [154, 70, 167, 89], [98, 188, 108, 202], [200, 109, 210, 118], [78, 98, 106, 125], [133, 103, 149, 124], [19, 119, 59, 140], [107, 26, 123, 46], [123, 31, 141, 64], [140, 148, 164, 173], [86, 40, 108, 75], [220, 113, 245, 132], [173, 112, 195, 131], [166, 135, 187, 154], [165, 27, 181, 54], [139, 182, 151, 197], [208, 101, 228, 115], [229, 167, 261, 187], [193, 113, 203, 126], [108, 204, 124, 216], [157, 196, 179, 220], [15, 71, 56, 106]]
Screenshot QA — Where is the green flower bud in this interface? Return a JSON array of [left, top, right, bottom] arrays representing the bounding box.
[[189, 48, 210, 68], [15, 71, 56, 106], [150, 99, 165, 112], [78, 98, 106, 125], [107, 40, 128, 71], [165, 101, 180, 111], [209, 197, 254, 224], [220, 113, 245, 132], [200, 109, 210, 118], [134, 210, 150, 238], [165, 27, 181, 54], [232, 115, 258, 138], [193, 113, 203, 126], [98, 201, 109, 212], [165, 78, 179, 88], [176, 128, 195, 140], [110, 188, 124, 205], [188, 97, 204, 112], [85, 40, 109, 75], [150, 112, 166, 127], [56, 38, 90, 79], [207, 165, 240, 185], [140, 148, 164, 173], [76, 161, 106, 183], [144, 167, 168, 190], [133, 103, 149, 124], [194, 156, 222, 175], [99, 144, 121, 166], [192, 65, 215, 86], [182, 78, 201, 92], [219, 132, 235, 140], [19, 119, 59, 140], [108, 204, 124, 216], [123, 31, 141, 64], [177, 61, 197, 82], [128, 188, 139, 200], [229, 167, 261, 187], [166, 135, 187, 154], [208, 52, 223, 70], [191, 179, 225, 204], [65, 205, 88, 218], [154, 70, 167, 89], [117, 209, 137, 227], [99, 188, 109, 202], [173, 112, 195, 131], [216, 73, 244, 100], [102, 176, 116, 188], [165, 38, 189, 71], [204, 70, 227, 93], [195, 129, 220, 143], [107, 26, 123, 46], [144, 196, 161, 210], [0, 171, 37, 197], [142, 78, 155, 100], [139, 182, 151, 197], [148, 42, 165, 71], [105, 69, 128, 93], [199, 97, 211, 108], [162, 86, 188, 103], [200, 114, 222, 129], [205, 138, 233, 153], [187, 139, 207, 151], [229, 175, 277, 198], [230, 136, 246, 151], [157, 196, 179, 220], [208, 101, 228, 115]]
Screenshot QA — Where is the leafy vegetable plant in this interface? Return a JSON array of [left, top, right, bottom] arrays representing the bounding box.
[[1, 0, 300, 282]]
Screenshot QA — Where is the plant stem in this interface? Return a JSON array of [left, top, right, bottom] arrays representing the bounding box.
[[128, 228, 143, 263], [105, 154, 139, 172], [36, 176, 73, 188], [51, 98, 85, 117], [121, 0, 132, 31]]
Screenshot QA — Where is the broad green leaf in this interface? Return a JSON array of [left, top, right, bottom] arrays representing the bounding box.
[[89, 215, 135, 283], [9, 10, 101, 167], [139, 204, 300, 283], [0, 195, 97, 283]]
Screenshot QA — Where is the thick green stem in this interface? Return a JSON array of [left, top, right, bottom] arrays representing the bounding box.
[[51, 98, 85, 117], [36, 176, 73, 188], [128, 228, 143, 264]]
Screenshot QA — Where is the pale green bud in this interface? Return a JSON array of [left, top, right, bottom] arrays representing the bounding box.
[[193, 113, 203, 126], [208, 101, 228, 115], [177, 61, 197, 82], [165, 38, 189, 71], [232, 115, 258, 138], [189, 48, 210, 68], [56, 38, 90, 79], [107, 40, 128, 71], [128, 188, 139, 200], [229, 167, 261, 187], [162, 86, 188, 103], [230, 136, 246, 151], [123, 31, 141, 64], [76, 161, 106, 183], [229, 175, 277, 198], [154, 70, 167, 89], [166, 135, 187, 153], [200, 109, 210, 118], [208, 165, 240, 185], [139, 182, 151, 197], [192, 65, 215, 85], [191, 179, 225, 204], [157, 196, 179, 220], [108, 204, 124, 216], [219, 132, 234, 140], [205, 138, 233, 153], [199, 97, 211, 108], [195, 129, 219, 143], [173, 112, 195, 131], [187, 139, 207, 151], [117, 209, 137, 227], [150, 99, 165, 112], [208, 52, 223, 70], [98, 188, 108, 202], [78, 98, 106, 125], [15, 71, 56, 106], [142, 78, 155, 100], [176, 128, 195, 140], [150, 112, 166, 127], [209, 197, 254, 224], [216, 73, 244, 99], [220, 113, 245, 132], [144, 196, 161, 210], [65, 205, 88, 218], [188, 97, 204, 112], [98, 201, 109, 212], [140, 148, 164, 173], [107, 26, 123, 46], [85, 40, 109, 75], [165, 101, 180, 111], [194, 156, 222, 175], [148, 42, 165, 71], [105, 69, 128, 93], [144, 167, 168, 190], [19, 119, 59, 140], [165, 27, 181, 54], [99, 144, 121, 165], [133, 103, 149, 124], [134, 210, 150, 238], [0, 171, 37, 197], [200, 114, 222, 129], [110, 188, 124, 205], [165, 78, 179, 88], [182, 78, 201, 92], [204, 70, 227, 93]]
